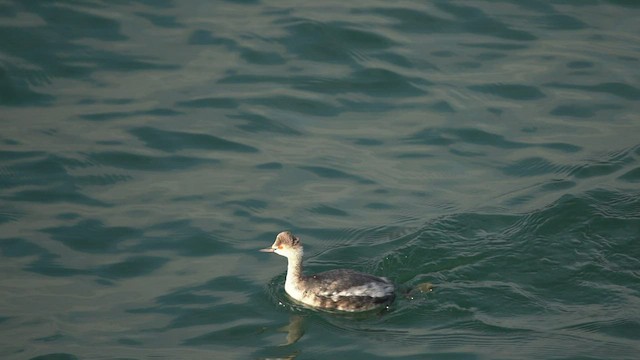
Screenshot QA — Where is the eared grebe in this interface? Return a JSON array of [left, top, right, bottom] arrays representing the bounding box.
[[260, 231, 395, 312]]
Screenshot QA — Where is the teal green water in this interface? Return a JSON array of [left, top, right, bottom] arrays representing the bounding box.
[[1, 1, 640, 359]]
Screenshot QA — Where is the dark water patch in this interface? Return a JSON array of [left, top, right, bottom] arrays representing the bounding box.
[[25, 254, 91, 277], [117, 338, 142, 346], [468, 84, 545, 100], [0, 209, 23, 224], [82, 97, 134, 105], [4, 188, 109, 207], [240, 47, 286, 65], [535, 14, 588, 30], [488, 107, 503, 115], [353, 138, 384, 146], [229, 113, 302, 135], [546, 82, 640, 100], [374, 52, 415, 68], [256, 162, 283, 170], [432, 50, 455, 57], [218, 73, 287, 85], [80, 108, 181, 121], [393, 152, 434, 159], [278, 19, 394, 63], [449, 148, 485, 157], [539, 179, 576, 192], [135, 12, 184, 28], [89, 151, 220, 171], [176, 97, 239, 109], [129, 277, 256, 328], [460, 42, 529, 50], [338, 98, 396, 113], [160, 276, 253, 306], [570, 163, 624, 179], [73, 173, 133, 187], [567, 60, 593, 69], [0, 3, 177, 85], [584, 188, 640, 219], [435, 2, 537, 41], [0, 64, 53, 106], [232, 209, 293, 229], [130, 126, 259, 153], [42, 219, 141, 254], [501, 157, 561, 177], [29, 353, 79, 360], [430, 100, 455, 113], [550, 103, 622, 118], [222, 199, 268, 212], [34, 333, 65, 343], [542, 142, 581, 153], [405, 128, 455, 146], [455, 61, 482, 69], [136, 220, 231, 256], [0, 237, 47, 258], [618, 167, 640, 182], [476, 52, 507, 61], [568, 148, 635, 180], [606, 0, 640, 8], [19, 2, 127, 41], [365, 202, 394, 210], [295, 68, 427, 97], [55, 212, 81, 220], [248, 95, 341, 117], [299, 166, 375, 184], [0, 153, 67, 187], [408, 127, 580, 153], [366, 7, 452, 34], [308, 205, 349, 217], [188, 29, 236, 47], [559, 318, 640, 340], [96, 255, 168, 279]]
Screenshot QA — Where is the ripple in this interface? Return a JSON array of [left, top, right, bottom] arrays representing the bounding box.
[[545, 82, 640, 100], [79, 108, 182, 121], [295, 68, 428, 97], [30, 353, 79, 360], [0, 64, 53, 106], [298, 165, 376, 184], [88, 151, 220, 171], [96, 256, 169, 280], [468, 84, 546, 100], [308, 205, 349, 217], [175, 97, 239, 109], [246, 94, 341, 117], [130, 126, 259, 153], [550, 103, 622, 118], [229, 113, 302, 135], [134, 12, 183, 29], [407, 127, 580, 152], [41, 219, 141, 254], [278, 18, 394, 63], [619, 167, 640, 182], [0, 237, 47, 258], [501, 157, 563, 177], [4, 188, 109, 207]]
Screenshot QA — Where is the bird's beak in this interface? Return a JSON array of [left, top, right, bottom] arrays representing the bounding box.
[[259, 247, 275, 253]]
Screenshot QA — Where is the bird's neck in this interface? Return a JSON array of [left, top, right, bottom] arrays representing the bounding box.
[[285, 249, 304, 292]]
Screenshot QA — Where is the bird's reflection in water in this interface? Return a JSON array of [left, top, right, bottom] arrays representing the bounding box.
[[278, 315, 306, 346]]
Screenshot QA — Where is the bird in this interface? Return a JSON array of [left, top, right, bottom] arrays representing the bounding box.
[[260, 231, 395, 312]]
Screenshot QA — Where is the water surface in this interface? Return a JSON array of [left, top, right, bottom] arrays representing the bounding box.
[[1, 1, 639, 359]]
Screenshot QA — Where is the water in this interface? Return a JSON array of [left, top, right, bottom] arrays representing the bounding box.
[[1, 1, 639, 359]]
